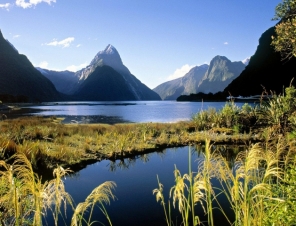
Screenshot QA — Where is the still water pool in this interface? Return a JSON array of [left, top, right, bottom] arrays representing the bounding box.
[[45, 146, 239, 226]]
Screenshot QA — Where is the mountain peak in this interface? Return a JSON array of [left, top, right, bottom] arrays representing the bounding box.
[[198, 64, 209, 69], [90, 44, 121, 65], [89, 44, 130, 75], [102, 44, 117, 54], [96, 44, 119, 56], [211, 55, 229, 62]]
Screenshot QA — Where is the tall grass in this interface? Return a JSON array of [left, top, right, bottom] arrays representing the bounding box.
[[153, 146, 207, 226], [154, 87, 296, 226], [71, 181, 116, 226], [0, 112, 256, 169], [153, 175, 172, 226], [0, 150, 116, 226], [154, 137, 295, 226]]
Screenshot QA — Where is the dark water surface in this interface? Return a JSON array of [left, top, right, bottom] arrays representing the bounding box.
[[45, 146, 239, 226], [7, 101, 246, 124]]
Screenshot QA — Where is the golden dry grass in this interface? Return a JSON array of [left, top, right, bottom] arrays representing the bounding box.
[[0, 116, 256, 169]]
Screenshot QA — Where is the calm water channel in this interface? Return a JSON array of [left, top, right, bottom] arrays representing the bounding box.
[[11, 100, 245, 124], [9, 101, 246, 225], [47, 146, 239, 226]]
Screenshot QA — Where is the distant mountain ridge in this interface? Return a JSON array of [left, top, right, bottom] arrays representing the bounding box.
[[153, 64, 208, 100], [197, 56, 245, 94], [36, 68, 78, 95], [177, 25, 296, 102], [74, 44, 160, 100], [0, 27, 160, 102], [5, 23, 293, 104], [0, 30, 62, 102], [74, 44, 130, 84], [38, 44, 161, 101], [153, 56, 245, 100]]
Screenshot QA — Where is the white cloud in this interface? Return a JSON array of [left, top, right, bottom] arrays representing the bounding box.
[[45, 37, 74, 48], [66, 62, 88, 72], [39, 61, 49, 68], [76, 44, 81, 48], [0, 3, 11, 10], [167, 64, 196, 81], [16, 0, 56, 9], [224, 42, 229, 45], [13, 34, 20, 38]]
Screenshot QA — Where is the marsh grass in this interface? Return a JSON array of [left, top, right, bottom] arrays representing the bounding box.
[[0, 149, 116, 226], [154, 83, 296, 226], [70, 181, 116, 226], [154, 135, 296, 226], [0, 116, 254, 169], [153, 175, 172, 226], [154, 146, 207, 226], [192, 86, 296, 225], [0, 152, 72, 226]]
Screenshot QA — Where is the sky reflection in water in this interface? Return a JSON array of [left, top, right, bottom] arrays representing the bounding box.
[[46, 145, 241, 226], [24, 101, 246, 124]]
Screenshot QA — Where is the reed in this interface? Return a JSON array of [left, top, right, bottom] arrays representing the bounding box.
[[0, 111, 259, 169], [70, 181, 116, 226], [153, 175, 172, 226], [201, 139, 214, 226], [0, 148, 116, 226], [154, 146, 207, 226], [154, 135, 296, 226]]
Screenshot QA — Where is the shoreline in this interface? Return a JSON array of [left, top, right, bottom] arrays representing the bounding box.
[[0, 116, 261, 172]]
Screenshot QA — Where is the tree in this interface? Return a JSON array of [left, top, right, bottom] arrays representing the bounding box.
[[271, 0, 296, 59]]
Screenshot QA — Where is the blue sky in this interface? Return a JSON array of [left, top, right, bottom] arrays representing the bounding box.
[[1, 0, 280, 89]]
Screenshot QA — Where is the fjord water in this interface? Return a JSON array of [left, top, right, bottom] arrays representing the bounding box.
[[24, 101, 241, 225], [50, 146, 235, 226], [24, 101, 245, 124]]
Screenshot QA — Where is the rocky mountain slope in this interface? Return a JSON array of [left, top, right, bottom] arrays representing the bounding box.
[[224, 26, 296, 96], [74, 44, 160, 100], [73, 65, 136, 101], [154, 56, 245, 100], [39, 44, 161, 101], [197, 56, 246, 94], [153, 64, 208, 100], [36, 68, 78, 95], [0, 30, 62, 102], [177, 25, 296, 102]]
